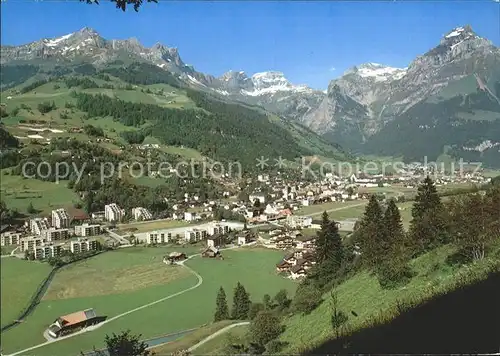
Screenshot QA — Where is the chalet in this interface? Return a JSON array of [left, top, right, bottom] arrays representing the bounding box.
[[276, 260, 292, 273], [295, 235, 316, 250], [282, 252, 298, 265], [164, 252, 187, 264], [202, 246, 221, 258], [290, 264, 307, 280], [47, 308, 103, 338], [275, 236, 294, 249]]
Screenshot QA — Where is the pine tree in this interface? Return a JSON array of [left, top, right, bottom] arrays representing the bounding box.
[[311, 212, 344, 285], [214, 286, 229, 322], [355, 195, 385, 268], [231, 282, 251, 320], [377, 199, 412, 287], [314, 212, 337, 264], [409, 176, 447, 252]]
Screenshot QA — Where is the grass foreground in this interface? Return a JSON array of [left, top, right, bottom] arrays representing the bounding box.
[[1, 248, 296, 356], [1, 258, 53, 328], [278, 243, 500, 354]]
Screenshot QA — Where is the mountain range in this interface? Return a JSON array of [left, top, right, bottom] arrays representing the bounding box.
[[1, 25, 500, 167]]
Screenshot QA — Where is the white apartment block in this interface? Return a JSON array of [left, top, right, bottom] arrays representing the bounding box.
[[30, 218, 50, 236], [286, 215, 313, 229], [41, 228, 69, 241], [70, 238, 98, 254], [74, 223, 101, 237], [207, 222, 230, 236], [184, 228, 208, 243], [132, 207, 153, 221], [104, 204, 124, 222], [34, 243, 64, 260], [51, 208, 70, 229], [1, 232, 21, 246], [184, 212, 196, 221], [146, 230, 173, 244], [20, 236, 46, 252]]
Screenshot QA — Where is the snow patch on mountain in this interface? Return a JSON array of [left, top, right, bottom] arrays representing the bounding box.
[[43, 33, 73, 47], [445, 27, 465, 39], [356, 63, 407, 82]]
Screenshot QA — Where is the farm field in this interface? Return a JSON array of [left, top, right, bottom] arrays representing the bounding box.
[[2, 248, 296, 356], [0, 170, 80, 215], [43, 247, 199, 300], [1, 258, 53, 327], [297, 200, 366, 216]]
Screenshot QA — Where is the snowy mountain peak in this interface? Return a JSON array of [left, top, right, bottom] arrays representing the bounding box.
[[344, 63, 407, 82]]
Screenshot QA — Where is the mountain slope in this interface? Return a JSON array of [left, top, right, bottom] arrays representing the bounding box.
[[305, 25, 500, 167], [0, 65, 348, 169]]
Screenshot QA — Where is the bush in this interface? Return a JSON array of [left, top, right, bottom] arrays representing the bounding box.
[[37, 101, 56, 114], [292, 282, 323, 314]]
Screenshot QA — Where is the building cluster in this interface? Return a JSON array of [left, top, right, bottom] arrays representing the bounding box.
[[1, 208, 102, 260], [140, 221, 233, 245]]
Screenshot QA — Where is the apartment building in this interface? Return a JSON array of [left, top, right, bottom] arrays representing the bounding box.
[[70, 238, 98, 254], [184, 228, 207, 243], [286, 215, 313, 229], [207, 222, 230, 236], [104, 204, 124, 222], [34, 243, 64, 260], [132, 207, 153, 221], [0, 231, 21, 246], [41, 228, 69, 241], [74, 223, 101, 237], [30, 218, 50, 236], [20, 236, 46, 252], [51, 208, 70, 229], [146, 230, 172, 244]]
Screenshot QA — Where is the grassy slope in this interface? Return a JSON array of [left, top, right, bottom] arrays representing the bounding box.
[[3, 248, 296, 355], [192, 324, 249, 355], [279, 242, 500, 354], [149, 320, 236, 354], [0, 258, 53, 327], [0, 169, 80, 215]]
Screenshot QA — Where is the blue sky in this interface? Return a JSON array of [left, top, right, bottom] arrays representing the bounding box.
[[1, 1, 499, 89]]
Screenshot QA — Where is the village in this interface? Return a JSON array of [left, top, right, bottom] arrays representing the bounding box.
[[0, 166, 491, 281]]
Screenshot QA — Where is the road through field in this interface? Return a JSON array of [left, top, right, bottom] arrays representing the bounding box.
[[187, 322, 250, 352], [4, 244, 247, 356]]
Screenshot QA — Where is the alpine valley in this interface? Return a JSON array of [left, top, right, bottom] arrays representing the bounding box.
[[1, 25, 500, 167]]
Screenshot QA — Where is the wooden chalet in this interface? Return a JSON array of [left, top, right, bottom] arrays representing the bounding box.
[[164, 252, 187, 264], [275, 236, 294, 249], [201, 246, 221, 258]]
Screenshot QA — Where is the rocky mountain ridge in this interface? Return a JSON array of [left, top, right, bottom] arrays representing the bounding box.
[[2, 25, 499, 166]]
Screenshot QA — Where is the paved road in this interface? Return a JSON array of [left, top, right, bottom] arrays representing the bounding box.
[[103, 228, 130, 245], [4, 244, 250, 356], [187, 322, 250, 352], [0, 247, 20, 259]]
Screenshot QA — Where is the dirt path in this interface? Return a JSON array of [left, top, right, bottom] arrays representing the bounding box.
[[187, 322, 250, 352]]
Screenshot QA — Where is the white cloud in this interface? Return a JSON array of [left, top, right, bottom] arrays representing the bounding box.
[[494, 0, 500, 3], [329, 67, 336, 72]]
